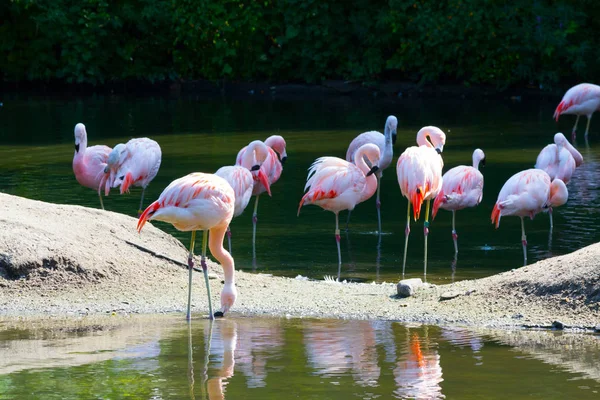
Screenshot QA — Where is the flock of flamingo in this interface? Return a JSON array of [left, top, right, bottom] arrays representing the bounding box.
[[72, 82, 599, 320]]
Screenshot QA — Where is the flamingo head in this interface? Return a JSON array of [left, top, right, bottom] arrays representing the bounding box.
[[553, 132, 568, 147], [385, 115, 398, 145], [74, 123, 87, 152], [104, 143, 126, 173], [473, 148, 486, 169], [416, 126, 446, 153], [251, 166, 271, 196], [265, 135, 287, 165]]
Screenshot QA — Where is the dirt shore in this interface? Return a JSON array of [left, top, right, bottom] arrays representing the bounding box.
[[1, 192, 599, 330]]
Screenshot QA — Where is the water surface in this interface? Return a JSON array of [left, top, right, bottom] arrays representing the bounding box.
[[1, 93, 599, 284]]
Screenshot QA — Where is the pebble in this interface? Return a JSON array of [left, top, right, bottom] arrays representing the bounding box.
[[396, 278, 423, 298], [440, 291, 461, 301], [552, 320, 565, 330], [594, 324, 600, 333]]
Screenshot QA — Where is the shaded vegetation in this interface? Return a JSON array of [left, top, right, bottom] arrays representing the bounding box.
[[1, 0, 599, 89]]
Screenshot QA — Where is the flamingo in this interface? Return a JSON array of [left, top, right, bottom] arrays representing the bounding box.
[[554, 83, 600, 140], [298, 143, 380, 274], [432, 148, 485, 256], [216, 140, 272, 254], [535, 132, 583, 229], [236, 135, 287, 258], [137, 172, 236, 320], [491, 169, 568, 265], [72, 123, 112, 209], [345, 115, 398, 233], [101, 138, 162, 214], [396, 126, 446, 276]]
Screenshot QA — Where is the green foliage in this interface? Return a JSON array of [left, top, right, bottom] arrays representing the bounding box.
[[1, 0, 598, 88]]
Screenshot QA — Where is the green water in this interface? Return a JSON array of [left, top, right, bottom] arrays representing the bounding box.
[[0, 316, 599, 399], [1, 93, 599, 284]]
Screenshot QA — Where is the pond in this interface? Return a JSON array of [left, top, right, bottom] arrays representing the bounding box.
[[1, 92, 598, 285], [0, 315, 599, 399]]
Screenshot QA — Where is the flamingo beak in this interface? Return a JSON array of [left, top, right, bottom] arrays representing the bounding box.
[[366, 165, 379, 176], [435, 147, 442, 154], [481, 157, 486, 167], [392, 130, 397, 145], [75, 144, 80, 152], [280, 156, 287, 165], [257, 169, 271, 196], [250, 164, 260, 171]]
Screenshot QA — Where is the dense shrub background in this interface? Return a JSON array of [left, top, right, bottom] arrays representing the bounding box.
[[1, 0, 598, 88]]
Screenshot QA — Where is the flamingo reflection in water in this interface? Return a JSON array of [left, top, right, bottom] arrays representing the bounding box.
[[393, 326, 444, 400]]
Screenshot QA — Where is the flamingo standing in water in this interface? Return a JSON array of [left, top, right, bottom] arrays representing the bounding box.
[[554, 83, 600, 140], [236, 135, 287, 258], [432, 148, 485, 256], [396, 126, 446, 276], [216, 140, 272, 254], [101, 138, 162, 214], [138, 172, 236, 320], [535, 132, 583, 229], [72, 123, 112, 209], [491, 169, 568, 265], [345, 115, 398, 234], [298, 143, 380, 274]]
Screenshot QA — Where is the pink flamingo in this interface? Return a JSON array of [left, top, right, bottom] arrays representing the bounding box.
[[554, 83, 600, 140], [138, 172, 236, 320], [102, 138, 162, 214], [236, 135, 287, 257], [432, 148, 485, 256], [535, 132, 583, 229], [345, 115, 398, 233], [298, 143, 380, 273], [72, 123, 112, 209], [396, 126, 446, 276], [491, 169, 568, 265], [216, 140, 272, 254]]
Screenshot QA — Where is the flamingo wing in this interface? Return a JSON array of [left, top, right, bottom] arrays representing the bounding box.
[[432, 166, 483, 217]]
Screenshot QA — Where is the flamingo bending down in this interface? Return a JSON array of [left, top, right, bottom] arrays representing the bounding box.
[[101, 138, 162, 214], [137, 172, 236, 320], [216, 140, 272, 254], [535, 133, 582, 229], [491, 169, 568, 265], [298, 143, 380, 273], [345, 115, 398, 233], [236, 135, 287, 258], [554, 83, 600, 140], [432, 148, 485, 256], [396, 126, 446, 276], [72, 123, 112, 209]]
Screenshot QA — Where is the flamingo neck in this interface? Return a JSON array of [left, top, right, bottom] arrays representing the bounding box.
[[241, 143, 257, 170], [208, 225, 235, 284], [416, 131, 433, 148], [354, 148, 378, 198]]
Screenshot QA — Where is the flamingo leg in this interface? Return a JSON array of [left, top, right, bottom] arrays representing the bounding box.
[[424, 199, 431, 276], [200, 230, 215, 320], [376, 175, 382, 235], [226, 225, 232, 255], [402, 200, 411, 276], [572, 115, 580, 140], [452, 210, 458, 256], [345, 210, 352, 232], [138, 187, 146, 217], [335, 212, 342, 276], [186, 230, 197, 321], [252, 195, 260, 259], [548, 207, 553, 232], [520, 217, 528, 266], [98, 191, 105, 210], [584, 115, 592, 138]]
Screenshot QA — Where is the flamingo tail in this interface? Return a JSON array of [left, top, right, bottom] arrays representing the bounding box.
[[137, 200, 160, 233], [554, 100, 571, 121], [120, 172, 134, 194], [491, 203, 501, 228], [297, 193, 309, 216], [410, 186, 425, 221]]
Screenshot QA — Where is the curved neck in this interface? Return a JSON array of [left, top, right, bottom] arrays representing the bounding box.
[[473, 157, 480, 170], [241, 143, 258, 170], [416, 130, 433, 148], [354, 148, 373, 175], [208, 224, 235, 284], [563, 140, 583, 166]]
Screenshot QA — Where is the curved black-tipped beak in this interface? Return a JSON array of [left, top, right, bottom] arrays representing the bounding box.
[[103, 166, 110, 173], [250, 164, 260, 171], [366, 165, 379, 176], [481, 157, 486, 167], [75, 144, 80, 152], [435, 148, 442, 154], [392, 131, 397, 145], [281, 156, 287, 165]]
